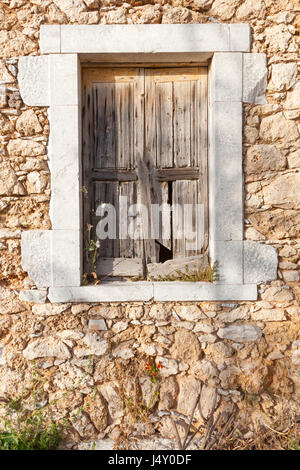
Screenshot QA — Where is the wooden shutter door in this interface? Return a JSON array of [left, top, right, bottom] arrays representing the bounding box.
[[82, 67, 145, 278], [145, 67, 208, 261], [82, 66, 208, 279]]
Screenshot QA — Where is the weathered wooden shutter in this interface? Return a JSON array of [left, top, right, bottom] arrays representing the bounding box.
[[145, 67, 208, 262], [82, 66, 208, 279]]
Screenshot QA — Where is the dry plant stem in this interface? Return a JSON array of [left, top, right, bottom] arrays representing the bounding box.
[[171, 418, 183, 450], [182, 392, 201, 449]]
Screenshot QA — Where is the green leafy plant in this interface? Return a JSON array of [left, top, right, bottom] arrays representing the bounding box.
[[0, 365, 65, 450]]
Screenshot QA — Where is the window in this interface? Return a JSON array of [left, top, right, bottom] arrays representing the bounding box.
[[82, 66, 208, 280], [19, 24, 278, 302]]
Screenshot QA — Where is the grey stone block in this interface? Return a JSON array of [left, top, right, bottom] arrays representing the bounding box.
[[209, 101, 243, 241], [230, 24, 251, 52], [243, 53, 268, 104], [48, 283, 154, 302], [210, 241, 244, 284], [59, 24, 231, 54], [244, 241, 278, 284], [210, 52, 243, 102], [49, 106, 81, 230], [153, 282, 257, 301], [21, 230, 51, 288], [40, 25, 61, 53], [18, 56, 50, 107], [51, 230, 81, 287], [50, 54, 80, 106]]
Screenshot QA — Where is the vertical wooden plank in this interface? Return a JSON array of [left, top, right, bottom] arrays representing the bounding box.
[[119, 181, 143, 258], [82, 82, 95, 273], [173, 180, 205, 258], [115, 81, 134, 169], [134, 68, 145, 170], [93, 82, 116, 169], [198, 68, 209, 251], [156, 81, 173, 168], [173, 80, 191, 168], [145, 70, 157, 169], [190, 79, 199, 167], [94, 181, 119, 258]]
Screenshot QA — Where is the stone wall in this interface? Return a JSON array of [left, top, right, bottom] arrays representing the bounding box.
[[0, 0, 299, 448]]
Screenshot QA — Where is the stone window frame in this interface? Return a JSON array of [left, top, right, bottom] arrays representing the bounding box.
[[18, 24, 278, 303]]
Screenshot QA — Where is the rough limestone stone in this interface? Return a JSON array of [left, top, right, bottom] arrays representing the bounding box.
[[162, 5, 192, 24], [112, 320, 129, 334], [7, 138, 45, 156], [170, 329, 201, 362], [217, 324, 262, 343], [84, 392, 108, 432], [32, 303, 70, 315], [149, 304, 170, 321], [19, 290, 47, 303], [177, 376, 201, 416], [158, 376, 178, 411], [18, 56, 49, 107], [259, 112, 299, 142], [57, 330, 84, 341], [0, 113, 14, 135], [285, 82, 300, 110], [53, 0, 86, 22], [252, 309, 286, 321], [131, 5, 162, 24], [263, 173, 300, 210], [200, 385, 219, 419], [236, 0, 266, 20], [282, 270, 299, 282], [248, 210, 300, 240], [245, 145, 286, 174], [102, 7, 128, 24], [192, 0, 214, 9], [23, 337, 71, 360], [16, 109, 42, 136], [198, 333, 217, 343], [88, 305, 121, 319], [210, 0, 241, 20], [265, 25, 292, 52], [26, 171, 48, 194], [21, 230, 51, 288], [261, 286, 294, 302], [244, 241, 278, 284], [173, 305, 205, 322], [0, 60, 14, 84], [268, 63, 297, 91], [0, 161, 20, 196], [217, 305, 250, 323], [112, 340, 134, 359], [243, 53, 267, 104], [82, 333, 108, 356], [72, 411, 96, 439], [100, 382, 123, 420], [191, 359, 218, 381]]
